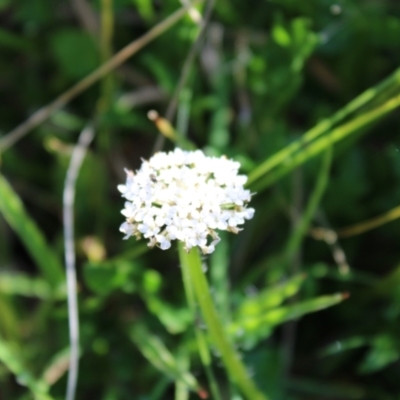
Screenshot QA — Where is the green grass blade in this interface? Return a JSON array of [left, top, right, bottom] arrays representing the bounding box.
[[250, 94, 400, 192], [236, 274, 306, 318], [230, 293, 348, 348], [284, 148, 332, 260], [0, 338, 53, 400], [247, 66, 400, 186], [241, 293, 347, 329], [0, 293, 19, 341], [0, 175, 64, 286], [142, 293, 192, 334], [130, 324, 201, 393], [0, 272, 66, 299]]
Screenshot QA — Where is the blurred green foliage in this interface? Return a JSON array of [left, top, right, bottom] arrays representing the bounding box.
[[1, 0, 400, 399]]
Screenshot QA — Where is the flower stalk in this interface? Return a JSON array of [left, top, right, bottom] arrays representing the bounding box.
[[178, 243, 223, 400], [178, 245, 268, 400]]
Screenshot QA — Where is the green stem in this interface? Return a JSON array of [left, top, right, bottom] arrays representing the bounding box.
[[178, 244, 268, 400], [175, 350, 189, 400], [210, 232, 231, 325], [285, 148, 332, 260], [247, 66, 400, 186], [178, 243, 223, 400]]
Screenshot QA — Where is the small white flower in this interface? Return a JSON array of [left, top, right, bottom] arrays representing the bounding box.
[[155, 234, 171, 250], [118, 149, 255, 254]]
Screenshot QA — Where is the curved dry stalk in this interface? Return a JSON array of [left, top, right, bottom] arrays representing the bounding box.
[[0, 1, 203, 154], [63, 126, 95, 400], [310, 212, 350, 275]]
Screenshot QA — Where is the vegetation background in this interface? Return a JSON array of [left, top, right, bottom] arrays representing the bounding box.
[[1, 0, 400, 399]]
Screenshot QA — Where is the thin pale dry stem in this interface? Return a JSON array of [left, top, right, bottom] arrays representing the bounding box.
[[311, 205, 400, 274], [311, 212, 350, 275], [63, 126, 95, 400], [117, 86, 166, 109], [0, 1, 203, 153]]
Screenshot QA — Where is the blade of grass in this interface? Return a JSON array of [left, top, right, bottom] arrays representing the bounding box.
[[285, 148, 332, 260], [232, 293, 348, 333], [130, 324, 201, 393], [0, 272, 66, 299], [250, 93, 400, 192], [247, 67, 400, 186], [0, 175, 64, 286], [147, 377, 171, 400], [0, 338, 53, 400], [0, 293, 19, 341], [236, 274, 306, 319]]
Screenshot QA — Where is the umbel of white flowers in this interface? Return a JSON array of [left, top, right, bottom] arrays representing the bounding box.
[[118, 148, 255, 254]]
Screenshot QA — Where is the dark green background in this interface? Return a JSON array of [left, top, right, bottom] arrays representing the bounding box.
[[1, 0, 400, 399]]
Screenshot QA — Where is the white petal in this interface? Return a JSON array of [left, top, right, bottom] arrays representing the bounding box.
[[159, 240, 171, 250], [117, 184, 127, 194], [244, 208, 255, 219], [118, 149, 254, 246]]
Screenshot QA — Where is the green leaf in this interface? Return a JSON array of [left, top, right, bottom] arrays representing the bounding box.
[[142, 294, 192, 334], [358, 335, 400, 374], [129, 324, 200, 393], [250, 95, 400, 192], [0, 338, 53, 400], [0, 0, 10, 10], [50, 29, 99, 80], [0, 272, 66, 299], [247, 66, 400, 190], [140, 268, 192, 334], [0, 175, 64, 286], [0, 28, 33, 52], [132, 0, 155, 21], [320, 336, 369, 357], [83, 245, 151, 296], [287, 377, 365, 399], [272, 24, 291, 47], [0, 293, 19, 340], [236, 274, 306, 318], [83, 259, 142, 295], [231, 292, 347, 349]]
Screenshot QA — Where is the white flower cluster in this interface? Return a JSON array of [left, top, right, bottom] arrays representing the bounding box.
[[118, 148, 255, 254]]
